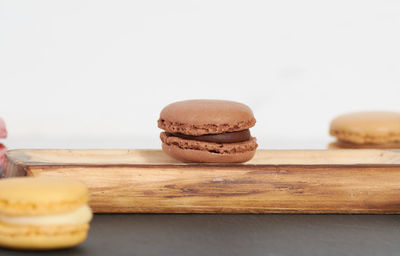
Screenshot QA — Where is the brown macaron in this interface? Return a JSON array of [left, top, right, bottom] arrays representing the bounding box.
[[329, 111, 400, 149], [158, 99, 258, 163]]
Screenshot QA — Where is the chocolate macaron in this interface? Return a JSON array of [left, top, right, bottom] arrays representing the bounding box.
[[158, 100, 258, 163]]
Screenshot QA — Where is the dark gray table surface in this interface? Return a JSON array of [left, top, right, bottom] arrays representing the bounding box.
[[1, 214, 400, 256]]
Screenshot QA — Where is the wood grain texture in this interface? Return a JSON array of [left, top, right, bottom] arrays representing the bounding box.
[[3, 149, 400, 214]]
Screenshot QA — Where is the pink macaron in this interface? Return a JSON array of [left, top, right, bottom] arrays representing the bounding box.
[[0, 117, 7, 169]]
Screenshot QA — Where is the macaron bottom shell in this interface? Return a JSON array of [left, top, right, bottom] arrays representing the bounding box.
[[0, 222, 90, 250], [330, 129, 400, 145], [162, 142, 257, 163]]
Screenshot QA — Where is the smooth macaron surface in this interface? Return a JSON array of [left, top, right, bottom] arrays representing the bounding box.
[[330, 111, 400, 144], [0, 177, 92, 250], [158, 99, 257, 163]]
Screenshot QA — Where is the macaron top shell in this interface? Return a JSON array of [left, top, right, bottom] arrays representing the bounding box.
[[158, 99, 256, 136], [0, 177, 89, 216], [330, 111, 400, 144]]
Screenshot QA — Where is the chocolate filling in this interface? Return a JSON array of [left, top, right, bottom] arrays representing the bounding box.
[[167, 129, 251, 143]]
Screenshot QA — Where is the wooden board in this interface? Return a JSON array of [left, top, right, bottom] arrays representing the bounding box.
[[3, 149, 400, 214]]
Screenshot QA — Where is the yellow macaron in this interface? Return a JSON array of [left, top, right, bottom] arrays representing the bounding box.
[[0, 177, 92, 250], [329, 111, 400, 148]]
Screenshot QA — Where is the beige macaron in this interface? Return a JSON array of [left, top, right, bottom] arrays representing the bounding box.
[[329, 111, 400, 147]]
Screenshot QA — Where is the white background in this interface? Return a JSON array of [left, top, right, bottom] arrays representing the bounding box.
[[1, 0, 399, 149]]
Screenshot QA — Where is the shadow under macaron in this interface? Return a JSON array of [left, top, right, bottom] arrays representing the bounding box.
[[0, 245, 88, 255]]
